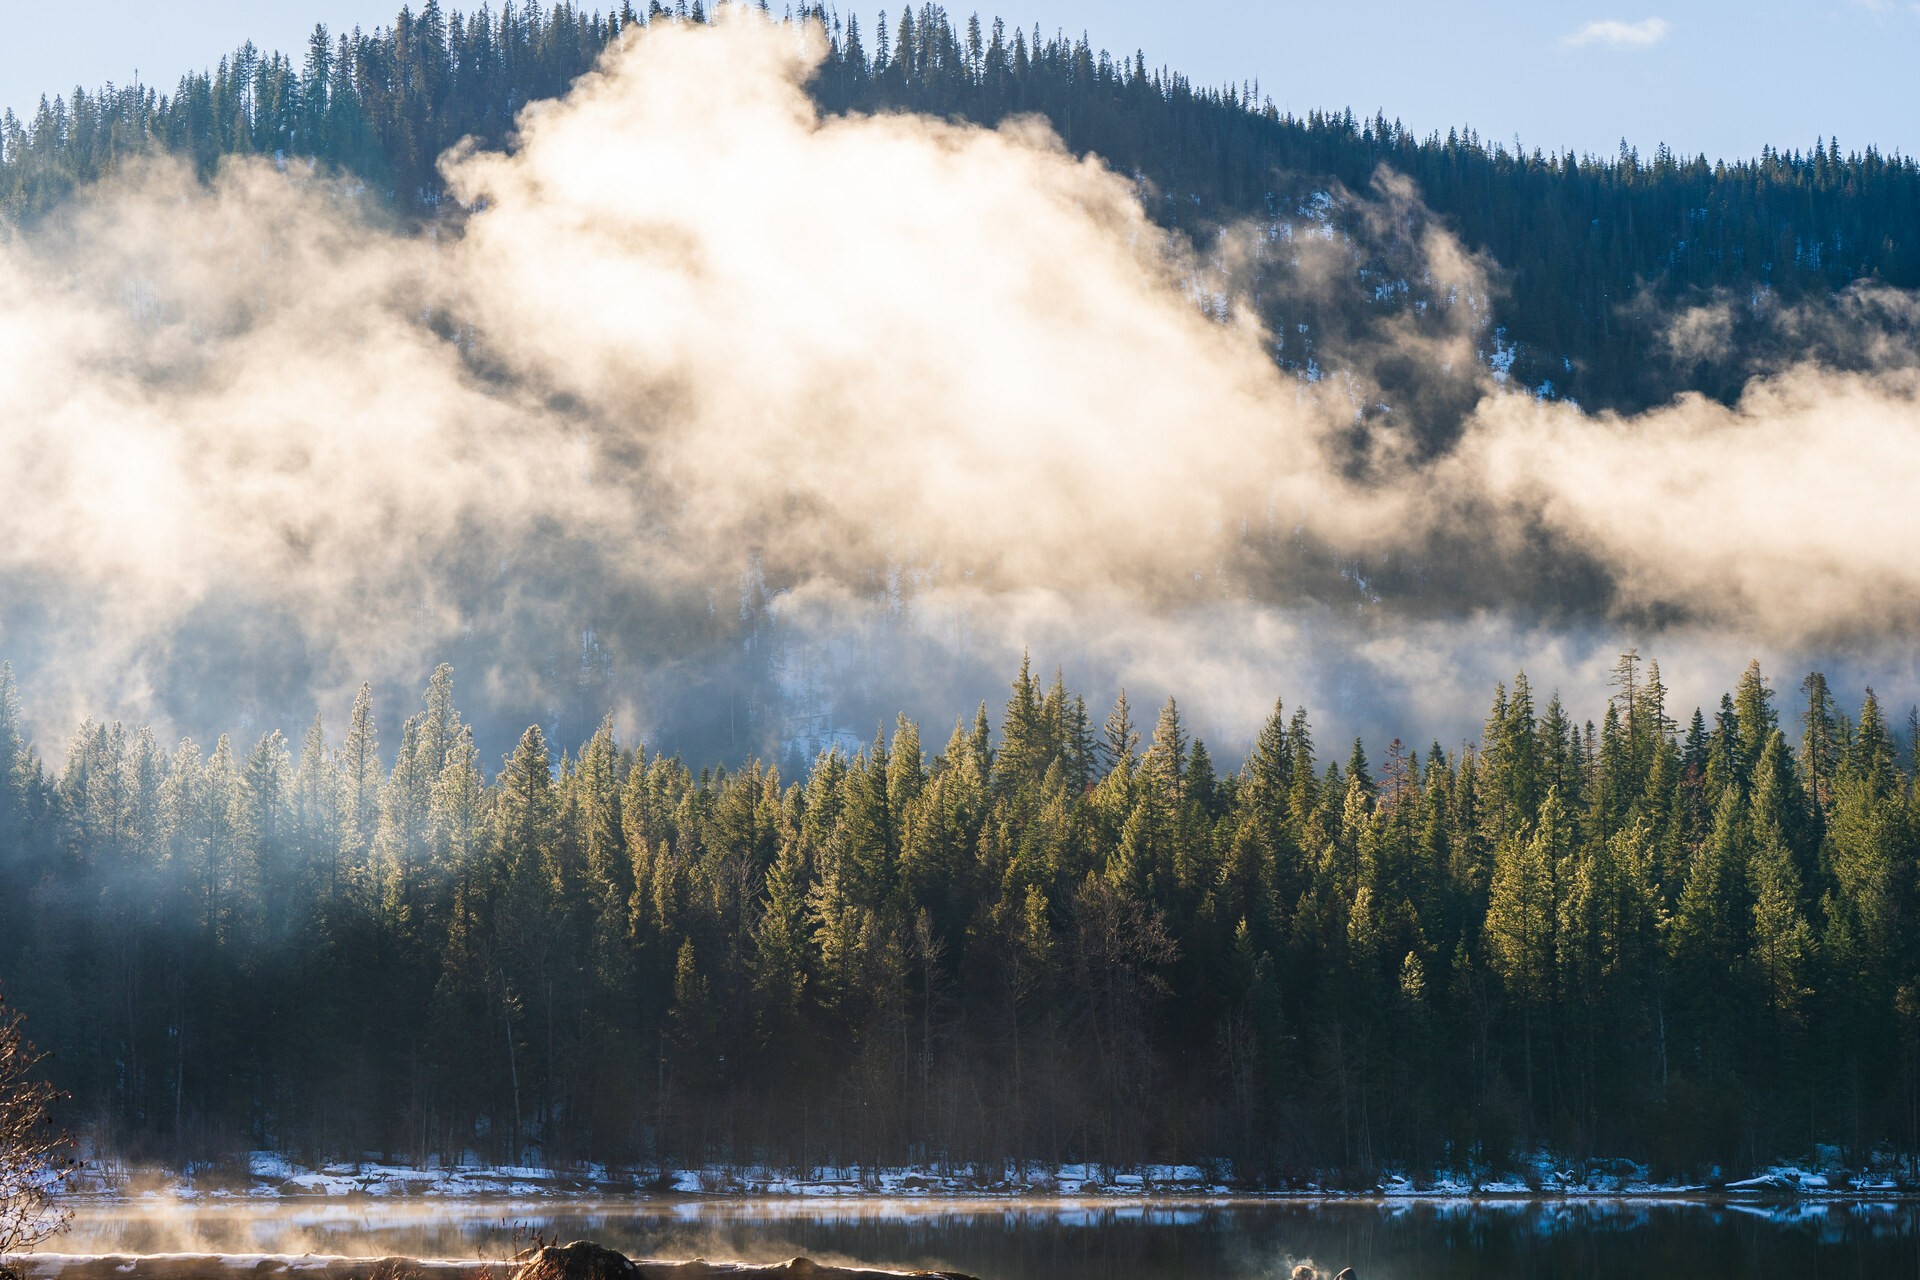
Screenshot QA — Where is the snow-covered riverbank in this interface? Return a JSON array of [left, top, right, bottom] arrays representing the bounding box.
[[55, 1151, 1920, 1204]]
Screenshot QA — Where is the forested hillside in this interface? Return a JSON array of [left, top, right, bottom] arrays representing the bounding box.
[[9, 0, 1920, 1189], [2, 2, 1917, 412], [2, 655, 1916, 1179]]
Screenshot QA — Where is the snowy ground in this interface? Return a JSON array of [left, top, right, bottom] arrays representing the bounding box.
[[55, 1150, 1920, 1203]]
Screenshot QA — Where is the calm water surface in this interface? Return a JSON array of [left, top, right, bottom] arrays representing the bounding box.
[[49, 1198, 1920, 1280]]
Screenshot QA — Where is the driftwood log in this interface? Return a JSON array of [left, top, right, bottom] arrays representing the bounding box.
[[8, 1242, 981, 1280]]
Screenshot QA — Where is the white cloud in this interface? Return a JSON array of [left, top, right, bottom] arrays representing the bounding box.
[[17, 12, 1920, 754], [1562, 17, 1671, 47]]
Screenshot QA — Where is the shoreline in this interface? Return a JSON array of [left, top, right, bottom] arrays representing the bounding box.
[[50, 1186, 1920, 1207], [16, 1196, 1916, 1280], [47, 1151, 1920, 1212], [5, 1253, 976, 1280]]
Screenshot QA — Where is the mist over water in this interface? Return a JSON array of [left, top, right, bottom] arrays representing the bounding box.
[[41, 1198, 1920, 1280], [6, 13, 1920, 760]]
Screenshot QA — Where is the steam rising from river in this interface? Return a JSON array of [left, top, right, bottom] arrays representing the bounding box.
[[3, 12, 1919, 756]]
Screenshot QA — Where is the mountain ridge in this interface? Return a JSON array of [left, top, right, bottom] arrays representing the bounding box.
[[3, 2, 1917, 414]]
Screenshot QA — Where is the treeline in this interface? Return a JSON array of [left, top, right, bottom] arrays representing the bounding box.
[[2, 654, 1919, 1181], [3, 4, 1918, 412]]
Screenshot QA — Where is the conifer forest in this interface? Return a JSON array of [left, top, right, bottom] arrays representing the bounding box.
[[6, 1, 1920, 1193], [1, 653, 1916, 1180]]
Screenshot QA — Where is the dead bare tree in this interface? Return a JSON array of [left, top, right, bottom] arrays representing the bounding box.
[[1, 985, 72, 1257]]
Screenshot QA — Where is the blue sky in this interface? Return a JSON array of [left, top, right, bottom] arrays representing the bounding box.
[[7, 0, 1916, 163]]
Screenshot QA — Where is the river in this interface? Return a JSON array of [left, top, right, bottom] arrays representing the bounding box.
[[41, 1197, 1920, 1279]]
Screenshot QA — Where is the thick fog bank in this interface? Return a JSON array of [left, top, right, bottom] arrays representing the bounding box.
[[5, 15, 1920, 763]]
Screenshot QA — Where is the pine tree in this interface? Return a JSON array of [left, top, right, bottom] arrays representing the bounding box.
[[1801, 672, 1841, 819], [1669, 783, 1753, 1074], [339, 683, 381, 879], [1485, 785, 1563, 1116], [0, 665, 27, 826], [1749, 735, 1813, 1033], [238, 730, 292, 944], [1101, 689, 1140, 778], [1732, 660, 1777, 780], [1141, 698, 1187, 806]]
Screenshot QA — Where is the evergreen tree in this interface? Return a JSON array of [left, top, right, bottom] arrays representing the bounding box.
[[9, 654, 1920, 1174]]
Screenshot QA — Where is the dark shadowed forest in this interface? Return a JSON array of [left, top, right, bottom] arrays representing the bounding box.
[[2, 654, 1916, 1180]]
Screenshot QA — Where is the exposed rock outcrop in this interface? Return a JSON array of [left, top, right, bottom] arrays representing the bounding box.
[[513, 1243, 981, 1280]]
